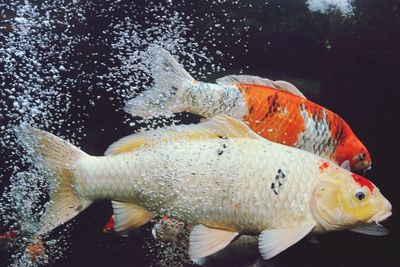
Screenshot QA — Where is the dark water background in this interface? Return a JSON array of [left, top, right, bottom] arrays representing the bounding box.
[[1, 0, 400, 266]]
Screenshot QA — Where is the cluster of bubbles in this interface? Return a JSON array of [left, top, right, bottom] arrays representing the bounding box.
[[0, 0, 251, 265], [307, 0, 354, 15], [0, 0, 354, 266]]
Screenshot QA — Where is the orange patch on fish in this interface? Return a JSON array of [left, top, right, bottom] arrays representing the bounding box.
[[236, 83, 369, 171], [26, 238, 45, 263], [238, 84, 306, 146]]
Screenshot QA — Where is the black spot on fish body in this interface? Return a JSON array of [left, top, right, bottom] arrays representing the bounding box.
[[217, 143, 227, 157], [267, 105, 273, 115], [271, 169, 286, 195], [271, 183, 278, 195], [218, 135, 228, 139], [271, 94, 278, 112], [277, 169, 285, 178], [249, 105, 254, 114]]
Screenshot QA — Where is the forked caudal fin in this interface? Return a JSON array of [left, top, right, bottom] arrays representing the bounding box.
[[22, 128, 93, 236], [124, 45, 195, 117]]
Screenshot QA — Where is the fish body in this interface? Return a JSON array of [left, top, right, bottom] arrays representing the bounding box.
[[26, 116, 391, 262], [78, 138, 319, 233], [125, 46, 371, 171]]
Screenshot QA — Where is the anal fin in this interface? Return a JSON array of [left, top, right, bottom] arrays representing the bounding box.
[[111, 201, 153, 233]]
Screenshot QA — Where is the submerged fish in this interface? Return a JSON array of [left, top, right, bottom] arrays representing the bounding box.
[[0, 230, 16, 250], [125, 46, 371, 172], [25, 115, 390, 262]]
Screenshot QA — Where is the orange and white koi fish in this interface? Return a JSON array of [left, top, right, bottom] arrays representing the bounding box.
[[23, 115, 390, 263], [125, 46, 371, 172]]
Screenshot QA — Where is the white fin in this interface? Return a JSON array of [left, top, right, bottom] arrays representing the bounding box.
[[216, 75, 277, 88], [274, 80, 306, 98], [124, 45, 194, 117], [340, 160, 351, 171], [189, 225, 239, 262], [22, 128, 92, 236], [349, 224, 388, 236], [105, 115, 262, 155], [112, 201, 153, 233], [258, 224, 314, 260], [192, 257, 206, 266], [216, 75, 306, 98]]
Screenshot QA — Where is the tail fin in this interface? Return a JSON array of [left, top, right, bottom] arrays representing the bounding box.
[[23, 128, 92, 236], [124, 45, 195, 117]]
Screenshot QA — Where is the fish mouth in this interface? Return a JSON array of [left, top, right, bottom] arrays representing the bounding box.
[[363, 164, 372, 173], [372, 211, 392, 224]]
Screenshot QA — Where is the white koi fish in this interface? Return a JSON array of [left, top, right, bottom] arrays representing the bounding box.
[[25, 115, 391, 262]]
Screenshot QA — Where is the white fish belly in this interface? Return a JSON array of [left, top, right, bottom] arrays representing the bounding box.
[[75, 139, 320, 233]]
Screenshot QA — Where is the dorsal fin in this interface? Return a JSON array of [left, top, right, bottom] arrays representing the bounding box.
[[105, 115, 262, 156], [274, 80, 306, 98], [216, 75, 277, 89], [216, 75, 306, 99]]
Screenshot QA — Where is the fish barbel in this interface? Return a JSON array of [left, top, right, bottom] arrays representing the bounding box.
[[125, 45, 371, 172], [25, 116, 391, 262]]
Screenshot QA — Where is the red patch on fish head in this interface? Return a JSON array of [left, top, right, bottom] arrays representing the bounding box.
[[162, 215, 170, 221], [352, 173, 374, 192]]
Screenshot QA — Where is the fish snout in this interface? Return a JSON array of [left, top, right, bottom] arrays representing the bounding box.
[[363, 162, 372, 173], [372, 197, 392, 224]]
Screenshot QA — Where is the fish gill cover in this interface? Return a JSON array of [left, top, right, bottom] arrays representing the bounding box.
[[0, 0, 354, 266]]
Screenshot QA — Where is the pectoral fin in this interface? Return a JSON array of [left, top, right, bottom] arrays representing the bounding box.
[[111, 201, 153, 233], [258, 224, 314, 260], [349, 224, 388, 236], [340, 160, 351, 171], [189, 225, 238, 262]]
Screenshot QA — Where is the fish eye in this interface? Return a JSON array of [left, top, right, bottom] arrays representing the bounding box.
[[358, 153, 366, 161], [354, 188, 366, 201]]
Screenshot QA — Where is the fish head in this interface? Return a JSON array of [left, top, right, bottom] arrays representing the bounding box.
[[336, 135, 372, 172], [312, 170, 392, 232]]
